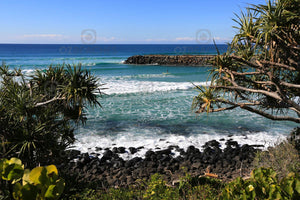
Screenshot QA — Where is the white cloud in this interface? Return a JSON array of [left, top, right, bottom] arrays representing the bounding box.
[[145, 38, 169, 42], [8, 33, 232, 44], [213, 37, 232, 43], [98, 36, 117, 42], [23, 34, 64, 38], [175, 37, 194, 41]]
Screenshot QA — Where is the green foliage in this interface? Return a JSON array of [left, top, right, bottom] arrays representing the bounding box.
[[0, 157, 64, 200], [143, 174, 179, 200], [254, 140, 300, 179], [66, 173, 223, 200], [0, 64, 101, 167], [68, 188, 144, 200], [192, 85, 219, 114], [64, 169, 300, 200], [221, 167, 300, 200], [178, 173, 223, 200], [0, 158, 24, 183], [289, 127, 300, 152]]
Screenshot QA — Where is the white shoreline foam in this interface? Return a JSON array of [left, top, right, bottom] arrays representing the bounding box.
[[73, 131, 287, 160]]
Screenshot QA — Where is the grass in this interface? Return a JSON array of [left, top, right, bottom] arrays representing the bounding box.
[[67, 174, 223, 200]]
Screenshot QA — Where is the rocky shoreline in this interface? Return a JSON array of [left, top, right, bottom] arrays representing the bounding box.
[[59, 139, 262, 189], [124, 55, 216, 66]]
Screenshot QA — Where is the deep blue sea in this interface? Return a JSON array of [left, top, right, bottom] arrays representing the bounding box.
[[0, 44, 297, 158]]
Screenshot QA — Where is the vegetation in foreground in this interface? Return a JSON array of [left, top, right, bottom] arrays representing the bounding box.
[[1, 136, 300, 200], [66, 168, 300, 200], [0, 63, 102, 168], [1, 0, 300, 199]]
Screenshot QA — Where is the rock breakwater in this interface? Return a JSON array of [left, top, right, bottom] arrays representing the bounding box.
[[124, 55, 216, 66]]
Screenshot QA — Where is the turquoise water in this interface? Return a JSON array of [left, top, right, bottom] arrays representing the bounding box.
[[0, 44, 297, 157]]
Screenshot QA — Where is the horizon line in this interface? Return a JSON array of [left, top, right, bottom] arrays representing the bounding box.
[[0, 43, 229, 45]]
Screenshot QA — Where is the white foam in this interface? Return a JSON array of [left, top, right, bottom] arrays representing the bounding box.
[[23, 69, 35, 76], [105, 73, 177, 80], [73, 129, 286, 160], [100, 80, 209, 95]]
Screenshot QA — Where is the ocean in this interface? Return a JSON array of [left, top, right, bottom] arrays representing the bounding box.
[[0, 44, 297, 159]]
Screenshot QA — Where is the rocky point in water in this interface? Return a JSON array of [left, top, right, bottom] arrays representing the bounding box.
[[124, 55, 216, 66]]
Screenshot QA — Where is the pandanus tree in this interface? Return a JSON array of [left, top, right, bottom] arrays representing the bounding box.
[[0, 64, 102, 167], [193, 0, 300, 123]]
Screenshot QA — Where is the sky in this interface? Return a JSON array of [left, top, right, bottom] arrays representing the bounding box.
[[0, 0, 266, 44]]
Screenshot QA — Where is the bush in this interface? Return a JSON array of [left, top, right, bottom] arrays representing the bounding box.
[[221, 168, 300, 200], [0, 64, 101, 167], [143, 174, 179, 200], [178, 173, 223, 199], [289, 127, 300, 153], [253, 140, 300, 179], [0, 157, 64, 200], [66, 173, 223, 200]]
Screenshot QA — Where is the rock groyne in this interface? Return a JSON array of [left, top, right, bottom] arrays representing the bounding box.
[[124, 55, 216, 66]]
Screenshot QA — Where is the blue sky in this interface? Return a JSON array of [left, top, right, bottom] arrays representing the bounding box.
[[0, 0, 266, 44]]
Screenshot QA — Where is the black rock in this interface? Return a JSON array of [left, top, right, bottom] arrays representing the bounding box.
[[225, 140, 239, 148], [95, 147, 102, 151], [168, 145, 179, 150], [145, 150, 155, 159], [101, 150, 114, 162], [112, 147, 126, 154], [67, 149, 81, 159], [250, 144, 264, 148], [203, 140, 221, 149], [129, 147, 138, 154], [156, 149, 171, 156], [187, 145, 200, 153], [125, 157, 142, 168]]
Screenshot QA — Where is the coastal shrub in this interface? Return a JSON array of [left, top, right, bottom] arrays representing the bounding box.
[[221, 167, 300, 200], [178, 173, 223, 199], [0, 64, 101, 167], [143, 174, 179, 200], [289, 127, 300, 153], [0, 157, 65, 200], [66, 173, 223, 200], [253, 140, 300, 179], [68, 188, 144, 200]]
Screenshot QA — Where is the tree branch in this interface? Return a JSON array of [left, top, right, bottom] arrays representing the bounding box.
[[200, 98, 300, 123], [280, 81, 300, 89], [240, 104, 300, 123], [35, 96, 66, 107], [230, 71, 263, 76], [195, 105, 238, 113], [230, 55, 261, 69], [217, 77, 282, 101], [260, 60, 297, 71]]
